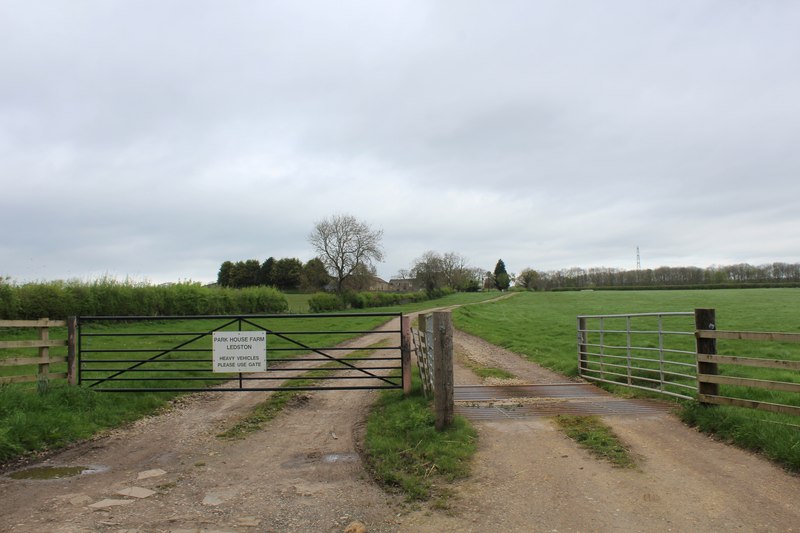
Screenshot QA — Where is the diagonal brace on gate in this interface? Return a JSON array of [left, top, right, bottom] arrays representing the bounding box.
[[85, 318, 241, 388], [240, 317, 399, 386]]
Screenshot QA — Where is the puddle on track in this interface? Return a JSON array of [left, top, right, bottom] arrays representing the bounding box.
[[281, 452, 360, 469], [8, 465, 107, 480], [321, 452, 360, 464]]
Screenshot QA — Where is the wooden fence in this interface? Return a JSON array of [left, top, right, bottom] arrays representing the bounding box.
[[0, 318, 77, 387], [695, 308, 800, 416], [410, 311, 454, 430]]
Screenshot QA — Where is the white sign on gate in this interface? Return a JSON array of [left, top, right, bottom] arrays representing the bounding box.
[[212, 331, 267, 373]]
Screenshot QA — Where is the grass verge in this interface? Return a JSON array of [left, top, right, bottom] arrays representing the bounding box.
[[364, 370, 477, 505], [0, 385, 171, 465], [680, 403, 800, 471], [554, 415, 637, 469], [460, 356, 516, 381]]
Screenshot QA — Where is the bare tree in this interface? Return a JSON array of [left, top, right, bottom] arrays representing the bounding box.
[[308, 214, 384, 294], [411, 250, 445, 292], [441, 251, 470, 288]]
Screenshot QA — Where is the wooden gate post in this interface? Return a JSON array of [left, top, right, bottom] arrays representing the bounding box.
[[37, 319, 50, 394], [695, 308, 719, 402], [67, 316, 77, 386], [433, 311, 454, 431], [400, 315, 412, 395], [577, 316, 588, 378]]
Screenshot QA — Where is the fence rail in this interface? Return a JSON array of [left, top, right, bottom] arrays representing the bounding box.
[[695, 317, 800, 417], [0, 318, 77, 387], [410, 313, 434, 398]]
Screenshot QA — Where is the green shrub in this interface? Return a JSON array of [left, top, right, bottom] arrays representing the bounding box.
[[0, 278, 20, 318], [345, 291, 432, 310], [308, 292, 345, 312]]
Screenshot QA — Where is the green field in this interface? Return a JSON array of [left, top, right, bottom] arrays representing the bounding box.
[[453, 289, 800, 471], [283, 293, 315, 313]]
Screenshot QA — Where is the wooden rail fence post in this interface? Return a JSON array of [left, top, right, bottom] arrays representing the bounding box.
[[577, 316, 588, 377], [695, 308, 719, 402], [37, 319, 50, 394], [401, 315, 412, 395], [433, 311, 454, 431], [67, 316, 77, 386]]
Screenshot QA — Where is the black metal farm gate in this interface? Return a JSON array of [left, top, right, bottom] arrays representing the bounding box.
[[77, 313, 408, 393]]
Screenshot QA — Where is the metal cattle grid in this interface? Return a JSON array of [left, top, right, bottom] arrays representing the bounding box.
[[77, 313, 404, 392], [454, 383, 672, 420]]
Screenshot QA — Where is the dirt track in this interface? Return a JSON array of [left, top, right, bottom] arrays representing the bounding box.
[[1, 313, 799, 532]]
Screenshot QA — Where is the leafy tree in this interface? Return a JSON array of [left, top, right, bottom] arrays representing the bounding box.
[[308, 214, 384, 294], [272, 258, 303, 291], [301, 258, 331, 292], [258, 257, 276, 286], [494, 259, 510, 290], [516, 268, 538, 290], [229, 259, 261, 288], [217, 261, 234, 287]]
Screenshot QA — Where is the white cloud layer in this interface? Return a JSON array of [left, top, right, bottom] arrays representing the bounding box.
[[2, 1, 799, 283]]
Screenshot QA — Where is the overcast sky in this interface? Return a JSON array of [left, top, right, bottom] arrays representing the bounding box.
[[2, 1, 799, 285]]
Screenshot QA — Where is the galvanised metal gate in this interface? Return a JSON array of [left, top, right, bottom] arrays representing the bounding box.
[[577, 311, 697, 400], [77, 313, 407, 392]]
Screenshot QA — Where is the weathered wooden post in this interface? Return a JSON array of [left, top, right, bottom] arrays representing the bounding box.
[[67, 316, 77, 386], [37, 318, 50, 394], [695, 308, 719, 402], [400, 315, 412, 395], [433, 311, 454, 431]]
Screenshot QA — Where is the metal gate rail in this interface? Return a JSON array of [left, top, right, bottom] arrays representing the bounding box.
[[577, 311, 697, 400], [78, 313, 404, 392]]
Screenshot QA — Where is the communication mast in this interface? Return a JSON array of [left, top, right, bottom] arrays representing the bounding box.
[[636, 246, 641, 271]]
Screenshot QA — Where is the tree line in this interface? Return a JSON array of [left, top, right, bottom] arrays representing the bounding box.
[[514, 262, 800, 291], [403, 252, 514, 292], [216, 257, 330, 291]]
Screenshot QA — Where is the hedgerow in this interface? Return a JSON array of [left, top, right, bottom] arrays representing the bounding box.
[[0, 278, 287, 319]]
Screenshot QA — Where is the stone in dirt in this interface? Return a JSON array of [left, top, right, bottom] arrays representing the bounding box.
[[202, 494, 225, 506], [88, 498, 135, 509], [69, 494, 93, 506], [201, 490, 237, 507], [344, 521, 367, 533], [116, 486, 156, 499], [235, 516, 261, 527], [136, 468, 167, 480]]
